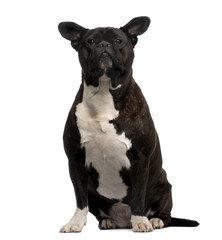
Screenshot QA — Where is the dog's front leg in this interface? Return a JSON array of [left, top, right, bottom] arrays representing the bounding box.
[[130, 151, 153, 232], [60, 148, 88, 233]]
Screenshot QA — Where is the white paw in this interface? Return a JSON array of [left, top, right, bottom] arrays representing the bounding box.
[[100, 219, 117, 229], [150, 218, 164, 229], [60, 221, 86, 233], [60, 207, 88, 233], [131, 215, 153, 232]]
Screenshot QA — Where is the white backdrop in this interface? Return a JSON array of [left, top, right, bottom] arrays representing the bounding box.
[[0, 0, 221, 239]]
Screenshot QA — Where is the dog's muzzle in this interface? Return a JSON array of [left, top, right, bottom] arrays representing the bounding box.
[[99, 52, 113, 70]]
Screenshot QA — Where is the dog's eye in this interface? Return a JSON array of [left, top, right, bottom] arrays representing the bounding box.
[[87, 39, 95, 45], [115, 39, 122, 44]]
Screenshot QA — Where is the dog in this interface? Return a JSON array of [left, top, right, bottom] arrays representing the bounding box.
[[58, 16, 199, 232]]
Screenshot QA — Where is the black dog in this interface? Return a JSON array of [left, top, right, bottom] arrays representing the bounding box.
[[58, 16, 199, 232]]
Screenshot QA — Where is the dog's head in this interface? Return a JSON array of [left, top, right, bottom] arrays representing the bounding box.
[[58, 17, 150, 88]]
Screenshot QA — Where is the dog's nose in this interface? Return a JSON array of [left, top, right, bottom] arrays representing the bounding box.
[[99, 41, 110, 48]]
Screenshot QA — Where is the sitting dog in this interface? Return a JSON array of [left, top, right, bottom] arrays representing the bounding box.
[[58, 16, 199, 232]]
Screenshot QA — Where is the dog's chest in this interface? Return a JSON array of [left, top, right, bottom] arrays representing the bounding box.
[[76, 76, 131, 200]]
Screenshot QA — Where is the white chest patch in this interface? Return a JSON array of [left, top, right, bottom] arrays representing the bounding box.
[[76, 75, 131, 200]]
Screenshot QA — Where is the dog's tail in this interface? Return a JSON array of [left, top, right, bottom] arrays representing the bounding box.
[[168, 217, 199, 227]]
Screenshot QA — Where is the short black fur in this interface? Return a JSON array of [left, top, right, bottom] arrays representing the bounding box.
[[59, 16, 199, 232]]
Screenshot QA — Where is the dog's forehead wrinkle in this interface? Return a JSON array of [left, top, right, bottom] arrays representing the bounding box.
[[85, 27, 126, 40]]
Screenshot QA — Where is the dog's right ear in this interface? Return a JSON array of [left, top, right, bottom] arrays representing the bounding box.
[[58, 22, 88, 51]]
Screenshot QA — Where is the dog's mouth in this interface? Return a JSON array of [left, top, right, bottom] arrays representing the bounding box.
[[99, 52, 113, 71], [88, 50, 124, 78]]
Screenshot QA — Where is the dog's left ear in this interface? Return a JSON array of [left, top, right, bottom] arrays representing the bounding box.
[[120, 16, 150, 47], [58, 22, 88, 51]]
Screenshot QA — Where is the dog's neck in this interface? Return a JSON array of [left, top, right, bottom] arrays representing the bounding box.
[[80, 74, 120, 122]]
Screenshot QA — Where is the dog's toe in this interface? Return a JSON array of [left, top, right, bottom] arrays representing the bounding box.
[[150, 218, 164, 229], [131, 216, 153, 232], [60, 222, 84, 233], [99, 219, 117, 229]]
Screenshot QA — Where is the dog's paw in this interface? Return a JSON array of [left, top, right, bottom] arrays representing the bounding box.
[[60, 221, 86, 233], [99, 219, 117, 229], [150, 218, 164, 229], [60, 207, 88, 233], [131, 215, 153, 232]]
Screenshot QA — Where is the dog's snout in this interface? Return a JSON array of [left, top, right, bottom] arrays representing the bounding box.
[[99, 41, 110, 48]]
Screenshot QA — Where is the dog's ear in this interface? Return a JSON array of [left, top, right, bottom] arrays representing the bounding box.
[[58, 22, 88, 51], [120, 17, 150, 47]]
